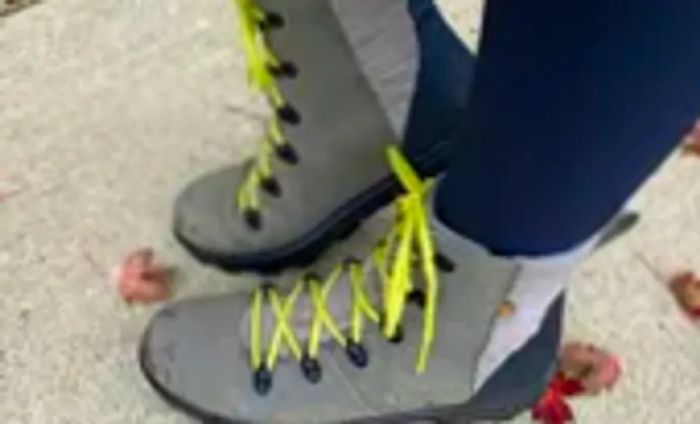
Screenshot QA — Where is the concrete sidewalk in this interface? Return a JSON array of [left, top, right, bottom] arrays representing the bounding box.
[[1, 1, 699, 423]]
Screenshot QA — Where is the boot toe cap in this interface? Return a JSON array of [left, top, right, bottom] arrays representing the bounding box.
[[139, 295, 252, 421]]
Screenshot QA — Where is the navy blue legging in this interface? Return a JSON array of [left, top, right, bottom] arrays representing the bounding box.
[[433, 0, 700, 256]]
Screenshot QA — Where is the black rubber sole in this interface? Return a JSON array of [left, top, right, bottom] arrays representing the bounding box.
[[175, 141, 452, 274]]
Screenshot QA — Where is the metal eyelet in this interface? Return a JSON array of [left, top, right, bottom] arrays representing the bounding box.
[[345, 341, 369, 368], [253, 365, 273, 396], [434, 252, 456, 273], [275, 144, 299, 164], [277, 104, 301, 125], [261, 176, 281, 197], [259, 11, 284, 30], [407, 289, 426, 309], [244, 208, 262, 230], [387, 325, 404, 344], [300, 353, 323, 384], [378, 317, 404, 344], [343, 256, 362, 269], [269, 61, 298, 78]]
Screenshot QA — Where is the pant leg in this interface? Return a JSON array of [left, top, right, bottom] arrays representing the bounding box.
[[436, 0, 700, 256], [402, 0, 477, 160]]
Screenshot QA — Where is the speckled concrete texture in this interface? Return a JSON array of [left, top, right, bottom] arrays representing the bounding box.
[[1, 1, 698, 423]]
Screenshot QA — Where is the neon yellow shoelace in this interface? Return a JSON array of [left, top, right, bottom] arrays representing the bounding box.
[[250, 146, 439, 375], [231, 0, 291, 215]]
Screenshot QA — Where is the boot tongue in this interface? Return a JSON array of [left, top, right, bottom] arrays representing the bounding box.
[[239, 262, 384, 359]]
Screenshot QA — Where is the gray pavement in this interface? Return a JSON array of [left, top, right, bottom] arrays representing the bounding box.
[[1, 1, 699, 423]]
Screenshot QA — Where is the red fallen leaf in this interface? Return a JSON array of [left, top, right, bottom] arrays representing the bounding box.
[[559, 342, 622, 395], [681, 120, 700, 157], [592, 353, 622, 392], [531, 372, 584, 424], [0, 188, 22, 203], [532, 342, 622, 423], [117, 248, 172, 303], [682, 143, 700, 157], [669, 271, 700, 320]]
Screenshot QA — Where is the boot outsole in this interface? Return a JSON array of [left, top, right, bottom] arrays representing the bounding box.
[[174, 141, 451, 274]]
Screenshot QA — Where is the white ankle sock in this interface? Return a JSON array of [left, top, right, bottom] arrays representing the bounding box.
[[473, 234, 600, 390]]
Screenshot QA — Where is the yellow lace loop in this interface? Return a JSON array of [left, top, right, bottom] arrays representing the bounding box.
[[249, 146, 439, 374], [230, 0, 291, 214], [389, 149, 439, 372]]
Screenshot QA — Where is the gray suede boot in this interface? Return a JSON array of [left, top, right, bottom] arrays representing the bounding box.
[[141, 148, 563, 424], [174, 0, 475, 272]]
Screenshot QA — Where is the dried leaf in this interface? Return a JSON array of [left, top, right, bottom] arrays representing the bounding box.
[[117, 248, 173, 304], [669, 271, 700, 319], [532, 342, 622, 423]]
